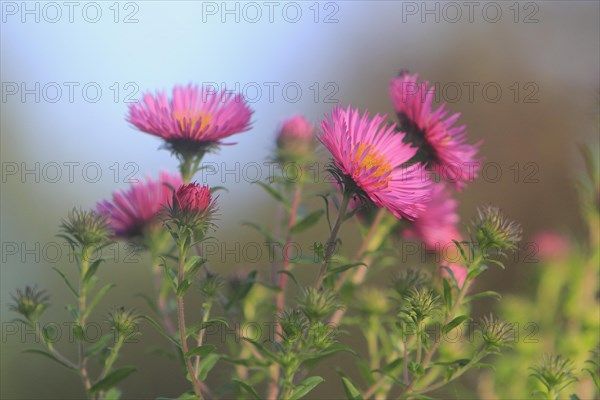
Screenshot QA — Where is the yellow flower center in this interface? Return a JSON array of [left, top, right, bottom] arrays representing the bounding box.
[[173, 110, 211, 134], [352, 143, 393, 187]]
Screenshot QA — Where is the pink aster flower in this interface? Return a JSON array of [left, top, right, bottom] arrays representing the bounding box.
[[319, 106, 431, 220], [532, 231, 571, 260], [389, 72, 481, 189], [97, 172, 182, 239], [128, 84, 253, 150], [402, 182, 461, 251]]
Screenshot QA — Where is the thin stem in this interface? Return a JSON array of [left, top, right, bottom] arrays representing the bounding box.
[[99, 337, 124, 380], [314, 192, 351, 289], [333, 208, 387, 292], [78, 248, 93, 399], [268, 183, 303, 400], [176, 244, 204, 399], [193, 302, 212, 376]]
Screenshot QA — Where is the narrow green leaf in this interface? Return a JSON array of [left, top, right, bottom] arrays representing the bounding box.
[[83, 283, 115, 320], [141, 315, 180, 348], [277, 270, 300, 288], [185, 344, 216, 358], [289, 376, 325, 400], [102, 388, 122, 400], [242, 338, 280, 364], [52, 268, 78, 298], [83, 259, 103, 285], [135, 293, 158, 314], [197, 353, 220, 381], [84, 334, 112, 357], [464, 291, 502, 303], [89, 367, 136, 393], [290, 210, 325, 234], [325, 262, 366, 279], [242, 222, 283, 246], [254, 181, 290, 209], [23, 348, 76, 371], [443, 278, 452, 310], [340, 376, 363, 400], [443, 315, 469, 335], [225, 270, 257, 311], [232, 379, 262, 400]]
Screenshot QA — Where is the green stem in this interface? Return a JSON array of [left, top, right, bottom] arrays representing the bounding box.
[[176, 243, 204, 399], [314, 191, 351, 289], [193, 302, 212, 376], [78, 247, 93, 399]]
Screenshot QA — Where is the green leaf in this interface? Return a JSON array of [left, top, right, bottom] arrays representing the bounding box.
[[141, 315, 180, 348], [452, 240, 467, 262], [84, 334, 113, 358], [433, 358, 471, 367], [89, 367, 136, 393], [242, 222, 283, 246], [102, 388, 122, 400], [242, 338, 280, 364], [464, 291, 502, 303], [185, 344, 216, 358], [73, 324, 86, 341], [290, 210, 325, 234], [225, 270, 257, 311], [340, 376, 363, 400], [232, 379, 262, 400], [52, 267, 78, 298], [83, 283, 115, 320], [197, 353, 220, 381], [254, 181, 291, 209], [184, 255, 205, 275], [23, 348, 76, 371], [135, 293, 158, 314], [289, 376, 325, 400], [83, 258, 103, 285], [443, 315, 469, 335], [176, 278, 192, 296], [325, 262, 366, 279], [277, 270, 300, 288], [443, 278, 452, 310]]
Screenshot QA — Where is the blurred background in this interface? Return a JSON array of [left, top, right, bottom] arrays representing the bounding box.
[[1, 1, 599, 398]]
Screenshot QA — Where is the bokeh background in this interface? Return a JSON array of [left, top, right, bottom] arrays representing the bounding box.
[[1, 1, 599, 399]]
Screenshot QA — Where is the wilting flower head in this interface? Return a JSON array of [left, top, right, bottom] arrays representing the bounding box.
[[400, 288, 439, 324], [472, 205, 522, 252], [392, 269, 429, 299], [319, 106, 431, 220], [389, 72, 481, 189], [97, 172, 182, 240], [168, 183, 216, 229], [298, 288, 340, 322], [10, 286, 50, 322], [402, 182, 461, 250], [128, 84, 253, 157], [60, 208, 111, 249], [276, 115, 316, 162]]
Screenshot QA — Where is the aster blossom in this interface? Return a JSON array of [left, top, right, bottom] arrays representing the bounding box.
[[128, 84, 253, 146], [402, 182, 461, 251], [97, 172, 183, 239], [319, 106, 431, 220], [389, 71, 480, 189]]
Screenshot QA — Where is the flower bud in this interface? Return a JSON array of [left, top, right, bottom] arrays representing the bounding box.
[[9, 286, 50, 322], [107, 307, 141, 342], [199, 271, 223, 300], [400, 288, 439, 325], [168, 183, 216, 229], [480, 314, 514, 351], [278, 309, 308, 344], [472, 206, 522, 252], [529, 354, 578, 396], [392, 269, 429, 299], [298, 288, 340, 322], [356, 287, 390, 315], [276, 115, 316, 162], [60, 208, 111, 249]]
